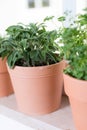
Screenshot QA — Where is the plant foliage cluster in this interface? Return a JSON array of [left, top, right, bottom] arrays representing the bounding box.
[[0, 19, 61, 68], [57, 9, 87, 80]]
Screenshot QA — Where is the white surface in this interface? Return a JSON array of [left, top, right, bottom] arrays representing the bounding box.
[[0, 95, 75, 130], [0, 115, 34, 130]]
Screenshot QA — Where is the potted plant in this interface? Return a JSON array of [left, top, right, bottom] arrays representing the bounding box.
[[0, 36, 13, 97], [58, 9, 87, 130], [0, 19, 65, 115]]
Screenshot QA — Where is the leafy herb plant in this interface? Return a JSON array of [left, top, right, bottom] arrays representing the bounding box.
[[0, 36, 5, 57], [57, 9, 87, 80], [0, 20, 62, 68]]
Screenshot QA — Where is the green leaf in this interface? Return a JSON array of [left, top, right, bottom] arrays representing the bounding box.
[[58, 16, 66, 22], [7, 51, 22, 68], [44, 16, 54, 22]]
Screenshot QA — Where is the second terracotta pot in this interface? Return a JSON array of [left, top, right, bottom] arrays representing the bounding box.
[[63, 73, 87, 130], [7, 60, 64, 115]]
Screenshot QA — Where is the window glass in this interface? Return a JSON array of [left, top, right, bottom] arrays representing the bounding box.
[[28, 0, 35, 8]]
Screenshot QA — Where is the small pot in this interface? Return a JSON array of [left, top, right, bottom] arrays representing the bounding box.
[[0, 58, 13, 97]]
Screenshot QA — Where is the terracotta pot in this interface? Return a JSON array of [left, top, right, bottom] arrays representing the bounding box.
[[7, 60, 64, 115], [62, 60, 68, 95], [63, 73, 87, 130], [0, 58, 13, 97]]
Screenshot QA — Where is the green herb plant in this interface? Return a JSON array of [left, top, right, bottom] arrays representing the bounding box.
[[0, 19, 62, 68], [0, 36, 5, 57], [57, 9, 87, 80]]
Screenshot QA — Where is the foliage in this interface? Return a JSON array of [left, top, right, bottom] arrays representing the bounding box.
[[57, 9, 87, 80], [0, 20, 62, 68], [0, 36, 5, 57]]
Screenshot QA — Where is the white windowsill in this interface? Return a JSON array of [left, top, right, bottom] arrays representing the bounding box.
[[0, 94, 75, 130]]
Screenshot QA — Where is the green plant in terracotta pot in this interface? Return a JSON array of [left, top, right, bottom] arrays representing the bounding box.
[[57, 8, 87, 130], [0, 36, 13, 97], [0, 18, 65, 115]]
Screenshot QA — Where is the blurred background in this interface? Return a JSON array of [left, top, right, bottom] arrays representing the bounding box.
[[0, 0, 87, 34]]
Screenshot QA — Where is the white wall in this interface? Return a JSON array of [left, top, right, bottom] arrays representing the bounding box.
[[0, 0, 87, 34], [63, 0, 76, 16], [76, 0, 87, 14], [0, 0, 63, 35]]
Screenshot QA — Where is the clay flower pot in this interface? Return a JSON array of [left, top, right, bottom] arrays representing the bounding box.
[[7, 60, 64, 115], [0, 58, 13, 97], [63, 73, 87, 130]]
